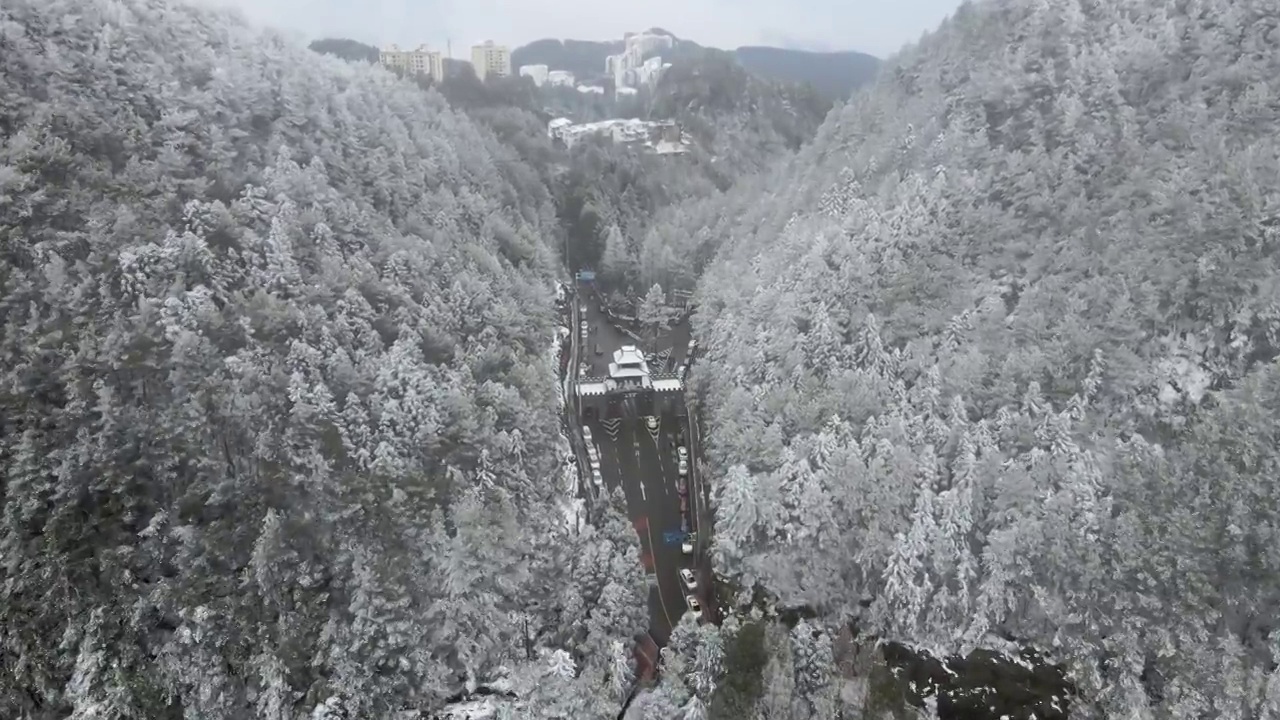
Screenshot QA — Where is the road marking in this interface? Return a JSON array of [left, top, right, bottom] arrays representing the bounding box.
[[647, 429, 669, 496], [640, 482, 646, 501], [641, 511, 678, 633]]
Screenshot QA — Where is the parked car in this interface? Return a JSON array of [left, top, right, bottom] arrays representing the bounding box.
[[685, 595, 701, 613], [682, 533, 695, 555], [582, 425, 592, 442], [677, 446, 688, 461], [678, 478, 687, 496], [595, 342, 603, 355], [678, 457, 688, 476], [679, 568, 697, 591]]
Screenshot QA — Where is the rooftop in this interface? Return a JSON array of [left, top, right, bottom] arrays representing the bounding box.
[[609, 364, 648, 378], [614, 345, 645, 366]]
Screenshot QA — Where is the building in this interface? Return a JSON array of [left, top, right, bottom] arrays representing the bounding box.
[[548, 117, 573, 143], [547, 70, 576, 87], [379, 44, 444, 80], [519, 64, 548, 86], [606, 31, 674, 89], [616, 86, 638, 97], [470, 41, 511, 80], [635, 56, 666, 89], [608, 345, 652, 390], [548, 117, 691, 152], [625, 30, 674, 57]]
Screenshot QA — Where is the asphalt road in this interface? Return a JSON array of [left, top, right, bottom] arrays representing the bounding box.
[[579, 290, 693, 376], [586, 410, 695, 644], [579, 296, 630, 376]]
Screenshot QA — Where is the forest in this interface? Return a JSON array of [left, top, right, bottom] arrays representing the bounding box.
[[0, 0, 647, 717], [646, 0, 1280, 717], [4, 0, 1280, 717]]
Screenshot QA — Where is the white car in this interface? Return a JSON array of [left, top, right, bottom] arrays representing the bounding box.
[[682, 534, 695, 555], [589, 457, 601, 473], [685, 595, 701, 613], [582, 425, 592, 442], [679, 568, 697, 590], [678, 457, 688, 476], [677, 446, 688, 461], [646, 416, 658, 431]]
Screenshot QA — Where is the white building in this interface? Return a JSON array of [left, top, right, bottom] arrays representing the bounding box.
[[548, 117, 573, 142], [577, 342, 684, 397], [379, 44, 444, 80], [550, 117, 691, 152], [608, 345, 651, 390], [606, 43, 643, 89], [519, 64, 549, 86], [635, 56, 666, 89], [547, 70, 576, 87], [625, 31, 674, 56], [470, 41, 511, 80], [605, 31, 674, 89]]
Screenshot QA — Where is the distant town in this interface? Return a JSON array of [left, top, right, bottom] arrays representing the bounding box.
[[378, 31, 690, 155]]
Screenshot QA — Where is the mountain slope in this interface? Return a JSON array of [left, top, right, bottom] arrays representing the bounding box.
[[732, 46, 879, 100], [512, 33, 880, 100], [0, 1, 645, 717], [511, 37, 626, 78], [680, 0, 1280, 715], [648, 49, 833, 175]]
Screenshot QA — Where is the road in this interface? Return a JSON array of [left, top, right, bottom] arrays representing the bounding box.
[[586, 409, 693, 644], [579, 293, 631, 376], [579, 289, 694, 376], [570, 288, 712, 649]]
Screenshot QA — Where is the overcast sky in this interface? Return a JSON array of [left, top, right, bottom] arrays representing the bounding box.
[[190, 0, 964, 59]]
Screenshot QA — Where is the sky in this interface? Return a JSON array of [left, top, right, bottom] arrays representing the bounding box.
[[189, 0, 964, 59]]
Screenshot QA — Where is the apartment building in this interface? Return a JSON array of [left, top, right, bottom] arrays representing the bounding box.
[[470, 41, 511, 80], [379, 44, 444, 80], [606, 31, 674, 89]]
